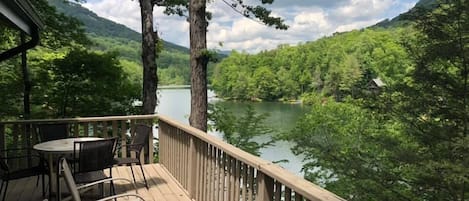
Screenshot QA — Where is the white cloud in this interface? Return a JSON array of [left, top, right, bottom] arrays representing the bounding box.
[[83, 1, 141, 31], [82, 0, 419, 53], [292, 11, 330, 31], [334, 19, 381, 32], [83, 0, 189, 47], [332, 0, 395, 21]]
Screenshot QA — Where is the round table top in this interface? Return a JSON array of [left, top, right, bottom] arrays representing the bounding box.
[[33, 137, 103, 153]]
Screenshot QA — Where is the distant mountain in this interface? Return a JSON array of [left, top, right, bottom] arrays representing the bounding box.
[[373, 0, 437, 28], [45, 0, 195, 85], [47, 0, 189, 53]]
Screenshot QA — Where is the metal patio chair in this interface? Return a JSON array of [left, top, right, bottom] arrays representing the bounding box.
[[71, 137, 118, 198], [59, 158, 145, 201], [0, 148, 48, 201], [36, 123, 69, 142], [113, 124, 150, 188]]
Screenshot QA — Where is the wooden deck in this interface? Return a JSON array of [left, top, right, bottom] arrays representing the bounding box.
[[1, 115, 345, 201], [4, 164, 192, 201]]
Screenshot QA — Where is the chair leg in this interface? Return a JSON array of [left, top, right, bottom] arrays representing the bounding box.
[[129, 165, 137, 186], [48, 174, 52, 201], [110, 181, 117, 201], [138, 163, 148, 189], [41, 174, 46, 198], [110, 180, 116, 195], [109, 168, 116, 197], [0, 181, 4, 201], [2, 180, 8, 201]]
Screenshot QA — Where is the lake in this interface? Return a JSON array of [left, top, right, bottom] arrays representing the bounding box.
[[156, 88, 309, 175]]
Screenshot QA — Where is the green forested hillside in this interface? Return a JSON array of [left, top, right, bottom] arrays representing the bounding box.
[[47, 0, 191, 85], [212, 0, 438, 101], [212, 28, 412, 101]]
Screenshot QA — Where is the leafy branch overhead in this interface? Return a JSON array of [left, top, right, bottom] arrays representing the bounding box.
[[157, 0, 288, 30], [222, 0, 288, 30]]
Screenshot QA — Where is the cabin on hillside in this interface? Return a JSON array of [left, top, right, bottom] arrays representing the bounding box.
[[368, 77, 386, 93]]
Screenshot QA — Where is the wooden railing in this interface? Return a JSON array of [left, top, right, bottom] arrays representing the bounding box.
[[158, 115, 345, 201], [0, 114, 158, 169]]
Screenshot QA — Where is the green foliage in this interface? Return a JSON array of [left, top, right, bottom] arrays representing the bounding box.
[[45, 0, 199, 86], [0, 0, 91, 120], [284, 101, 417, 201], [300, 92, 332, 105], [161, 0, 288, 30], [0, 28, 22, 118], [212, 29, 412, 101], [33, 49, 140, 117], [33, 0, 90, 48], [208, 104, 274, 156], [0, 59, 23, 118], [87, 34, 192, 85], [253, 66, 281, 101], [384, 0, 469, 200], [283, 1, 469, 200]]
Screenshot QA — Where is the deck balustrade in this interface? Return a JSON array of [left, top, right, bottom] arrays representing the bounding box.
[[158, 115, 345, 201], [0, 115, 158, 170], [0, 115, 345, 201]]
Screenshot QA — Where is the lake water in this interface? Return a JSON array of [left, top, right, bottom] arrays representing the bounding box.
[[156, 88, 309, 176]]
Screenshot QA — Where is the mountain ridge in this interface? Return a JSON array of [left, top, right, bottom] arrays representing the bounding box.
[[373, 0, 437, 28], [48, 0, 189, 53]]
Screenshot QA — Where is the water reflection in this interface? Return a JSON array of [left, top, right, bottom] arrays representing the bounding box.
[[156, 88, 308, 176]]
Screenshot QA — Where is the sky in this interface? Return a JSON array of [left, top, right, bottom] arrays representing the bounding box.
[[82, 0, 419, 53]]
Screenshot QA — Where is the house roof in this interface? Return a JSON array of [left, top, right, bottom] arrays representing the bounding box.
[[372, 78, 386, 87], [0, 0, 43, 35]]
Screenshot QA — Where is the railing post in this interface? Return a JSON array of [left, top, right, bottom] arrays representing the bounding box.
[[158, 123, 163, 165], [256, 172, 274, 201], [24, 123, 32, 168], [121, 120, 127, 157], [73, 123, 79, 137], [187, 136, 198, 198], [147, 123, 154, 164]]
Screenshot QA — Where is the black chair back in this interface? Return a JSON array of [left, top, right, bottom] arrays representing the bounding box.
[[37, 123, 69, 142], [129, 124, 151, 153], [73, 137, 117, 174]]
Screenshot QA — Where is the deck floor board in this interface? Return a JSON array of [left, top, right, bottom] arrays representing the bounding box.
[[4, 164, 192, 201]]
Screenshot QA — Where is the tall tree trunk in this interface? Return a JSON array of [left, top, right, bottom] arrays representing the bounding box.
[[189, 0, 209, 132], [140, 0, 158, 114]]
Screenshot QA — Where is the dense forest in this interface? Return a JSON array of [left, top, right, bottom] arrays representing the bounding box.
[[212, 28, 411, 101]]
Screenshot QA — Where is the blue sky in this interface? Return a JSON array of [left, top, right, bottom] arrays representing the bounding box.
[[83, 0, 419, 53]]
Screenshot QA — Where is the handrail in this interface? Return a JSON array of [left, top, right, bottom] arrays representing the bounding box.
[[0, 114, 158, 124], [158, 114, 345, 201], [158, 115, 269, 168]]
